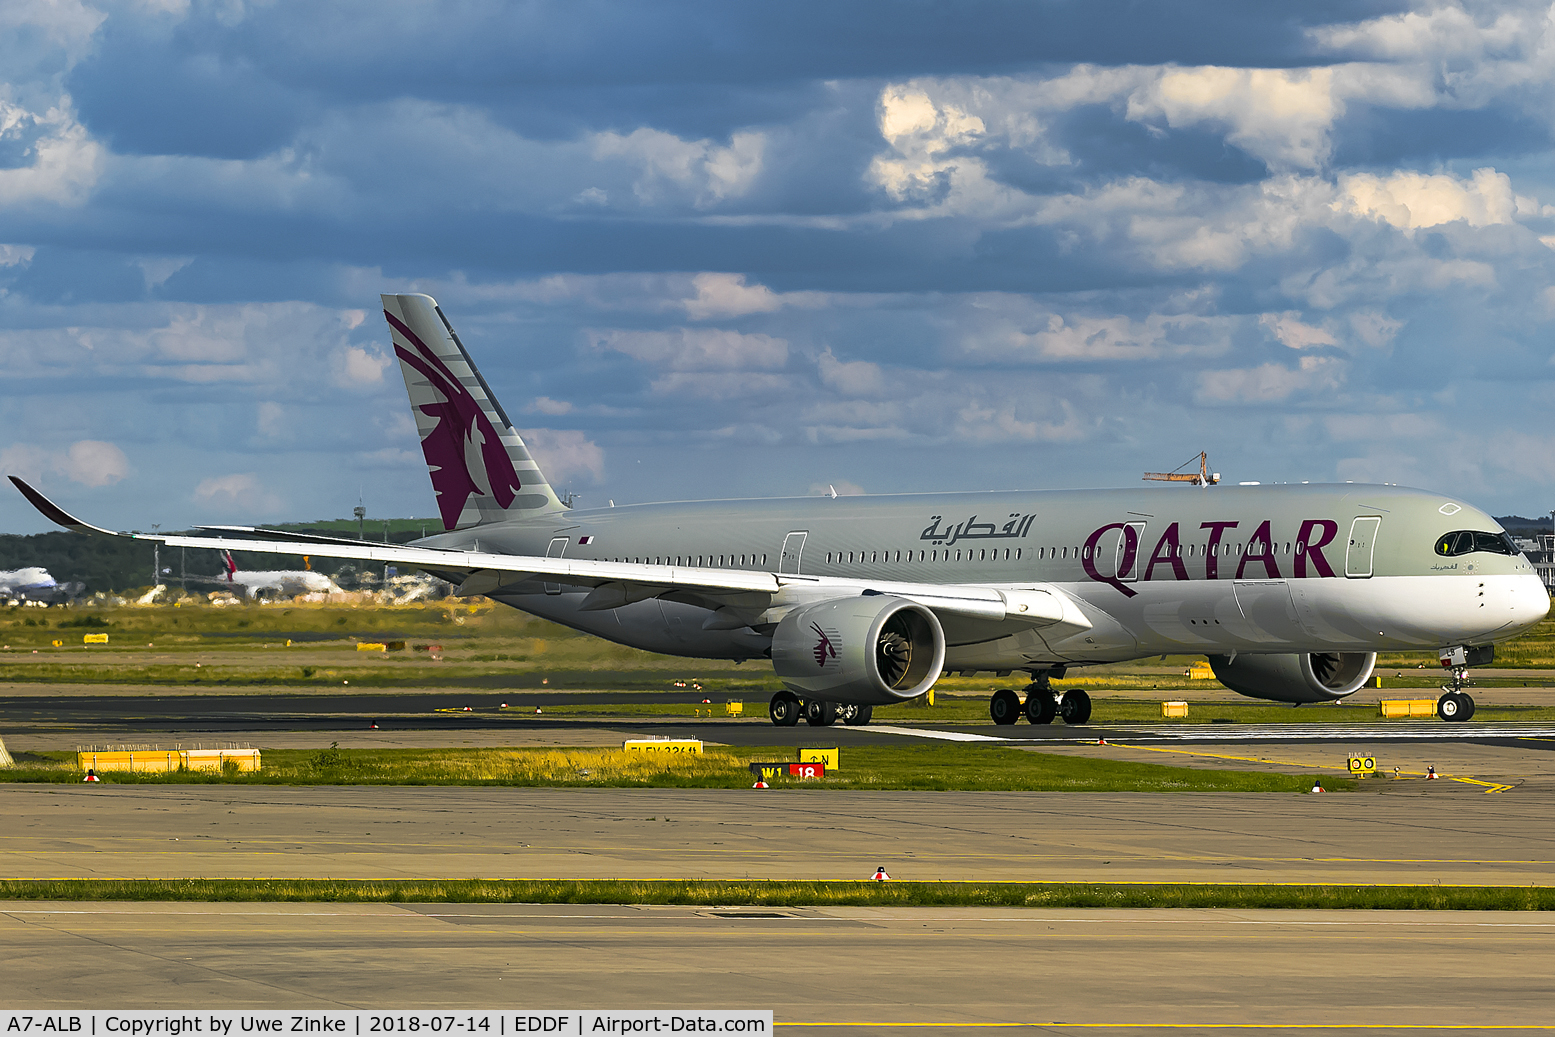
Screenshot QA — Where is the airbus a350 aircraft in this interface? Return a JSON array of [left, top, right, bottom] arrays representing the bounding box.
[[213, 550, 340, 599], [11, 293, 1549, 726]]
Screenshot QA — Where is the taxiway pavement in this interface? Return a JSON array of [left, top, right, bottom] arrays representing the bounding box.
[[3, 901, 1552, 1033], [3, 783, 1552, 885]]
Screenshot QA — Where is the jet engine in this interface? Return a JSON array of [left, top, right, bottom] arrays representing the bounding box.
[[1208, 651, 1376, 704], [770, 594, 945, 705]]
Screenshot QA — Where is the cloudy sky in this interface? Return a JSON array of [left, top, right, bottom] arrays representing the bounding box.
[[3, 0, 1555, 534]]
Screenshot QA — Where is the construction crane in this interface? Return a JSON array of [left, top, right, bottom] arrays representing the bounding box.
[[1143, 452, 1220, 487]]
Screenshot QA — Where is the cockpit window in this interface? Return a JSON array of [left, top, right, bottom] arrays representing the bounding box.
[[1434, 530, 1518, 557]]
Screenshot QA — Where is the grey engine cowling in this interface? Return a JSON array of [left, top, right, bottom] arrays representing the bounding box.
[[771, 595, 945, 705], [1209, 652, 1377, 704]]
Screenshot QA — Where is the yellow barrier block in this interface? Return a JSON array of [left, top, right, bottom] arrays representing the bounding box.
[[800, 747, 839, 771], [1161, 700, 1189, 718], [75, 748, 261, 773], [356, 642, 387, 652], [1380, 699, 1436, 719], [83, 633, 108, 644], [1186, 661, 1214, 679], [623, 739, 703, 754], [724, 700, 743, 716]]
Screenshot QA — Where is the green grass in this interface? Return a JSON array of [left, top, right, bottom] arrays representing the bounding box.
[[0, 878, 1545, 910], [2, 744, 1347, 793]]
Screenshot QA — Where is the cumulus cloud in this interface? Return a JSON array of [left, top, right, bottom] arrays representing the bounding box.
[[592, 128, 765, 206], [588, 327, 788, 370], [0, 439, 129, 488], [1340, 167, 1516, 230], [1259, 312, 1337, 350], [335, 345, 390, 386], [517, 428, 604, 484], [192, 473, 283, 514], [0, 97, 104, 207], [1197, 356, 1347, 404], [817, 348, 884, 395]]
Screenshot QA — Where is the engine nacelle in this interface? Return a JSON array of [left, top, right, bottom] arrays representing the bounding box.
[[771, 594, 945, 705], [1208, 651, 1377, 704]]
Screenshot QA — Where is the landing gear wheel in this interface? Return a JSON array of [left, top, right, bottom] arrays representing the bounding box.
[[769, 691, 801, 727], [1058, 689, 1092, 725], [805, 699, 838, 726], [1438, 691, 1475, 722], [990, 689, 1022, 725], [842, 704, 873, 726], [1025, 691, 1057, 725]]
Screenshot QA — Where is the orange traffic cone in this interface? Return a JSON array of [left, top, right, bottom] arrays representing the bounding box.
[[1426, 766, 1437, 780], [1098, 737, 1107, 745], [872, 867, 891, 881], [535, 707, 542, 715], [1311, 782, 1323, 793], [752, 780, 768, 788], [370, 722, 378, 729], [83, 769, 99, 782]]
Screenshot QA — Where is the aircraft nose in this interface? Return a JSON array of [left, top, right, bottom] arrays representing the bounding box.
[[1507, 575, 1551, 634]]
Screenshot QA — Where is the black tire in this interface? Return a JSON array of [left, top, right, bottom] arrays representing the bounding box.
[[1026, 692, 1057, 725], [1059, 689, 1092, 725], [990, 689, 1021, 725], [843, 704, 873, 726], [1438, 692, 1466, 722], [769, 691, 801, 727], [1455, 692, 1475, 722], [805, 699, 838, 726]]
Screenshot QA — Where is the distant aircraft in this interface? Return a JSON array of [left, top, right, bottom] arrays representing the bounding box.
[[0, 566, 82, 603], [11, 293, 1549, 726], [214, 551, 339, 598]]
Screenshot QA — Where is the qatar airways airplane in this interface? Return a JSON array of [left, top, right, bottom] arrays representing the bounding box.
[[11, 293, 1549, 727]]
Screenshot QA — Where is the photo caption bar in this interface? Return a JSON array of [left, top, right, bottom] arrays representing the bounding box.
[[0, 1013, 772, 1036]]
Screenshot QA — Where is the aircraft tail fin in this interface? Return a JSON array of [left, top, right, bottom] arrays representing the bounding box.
[[221, 550, 236, 581], [381, 293, 565, 530]]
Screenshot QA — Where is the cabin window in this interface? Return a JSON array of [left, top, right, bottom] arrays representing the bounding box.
[[1016, 548, 1022, 560]]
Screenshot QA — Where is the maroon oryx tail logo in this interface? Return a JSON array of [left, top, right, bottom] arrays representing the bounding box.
[[811, 622, 838, 668], [385, 309, 523, 531]]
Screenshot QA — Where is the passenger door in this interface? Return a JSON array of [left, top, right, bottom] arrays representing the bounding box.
[[779, 531, 808, 575], [1345, 517, 1380, 578], [544, 536, 569, 594]]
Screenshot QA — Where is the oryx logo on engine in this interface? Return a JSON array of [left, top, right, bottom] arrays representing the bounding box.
[[811, 622, 838, 667]]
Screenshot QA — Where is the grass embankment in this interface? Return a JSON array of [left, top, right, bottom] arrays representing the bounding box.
[[0, 878, 1545, 911], [0, 744, 1346, 793], [5, 599, 1555, 693]]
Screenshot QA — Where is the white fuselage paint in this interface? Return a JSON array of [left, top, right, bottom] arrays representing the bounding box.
[[412, 482, 1550, 669]]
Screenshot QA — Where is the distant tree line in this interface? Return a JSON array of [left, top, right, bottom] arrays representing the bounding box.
[[0, 523, 430, 594]]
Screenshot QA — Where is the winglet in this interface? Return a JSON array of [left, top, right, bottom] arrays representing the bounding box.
[[8, 476, 121, 536]]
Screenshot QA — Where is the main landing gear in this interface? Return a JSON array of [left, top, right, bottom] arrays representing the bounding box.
[[989, 677, 1091, 726], [1437, 665, 1477, 723], [767, 691, 873, 727]]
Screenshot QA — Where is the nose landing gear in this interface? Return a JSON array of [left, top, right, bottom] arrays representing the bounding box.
[[1436, 645, 1491, 723]]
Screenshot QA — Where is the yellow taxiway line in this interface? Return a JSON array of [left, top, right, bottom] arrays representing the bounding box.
[[1101, 743, 1515, 793]]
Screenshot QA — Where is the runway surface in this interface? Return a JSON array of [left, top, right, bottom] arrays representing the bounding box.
[[3, 783, 1552, 884], [3, 901, 1553, 1033], [6, 689, 1555, 749]]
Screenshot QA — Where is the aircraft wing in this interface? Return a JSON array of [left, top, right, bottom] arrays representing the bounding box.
[[8, 477, 1090, 634]]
